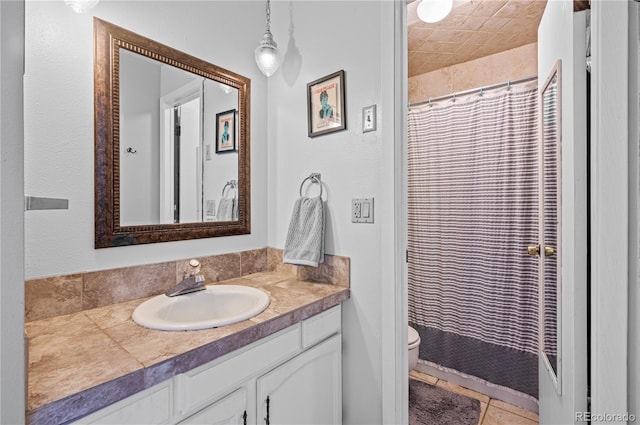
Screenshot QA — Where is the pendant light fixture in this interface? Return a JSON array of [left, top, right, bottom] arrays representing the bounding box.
[[254, 0, 280, 77], [416, 0, 453, 23], [64, 0, 99, 13]]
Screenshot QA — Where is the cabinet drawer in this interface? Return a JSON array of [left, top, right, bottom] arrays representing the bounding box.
[[301, 305, 342, 349], [178, 386, 247, 425], [71, 380, 172, 425], [177, 323, 301, 415]]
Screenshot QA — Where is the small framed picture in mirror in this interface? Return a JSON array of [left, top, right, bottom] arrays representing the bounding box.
[[216, 109, 236, 153]]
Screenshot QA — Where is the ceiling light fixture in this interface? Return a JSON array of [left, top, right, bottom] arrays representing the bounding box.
[[254, 0, 280, 77], [416, 0, 453, 23], [64, 0, 99, 13]]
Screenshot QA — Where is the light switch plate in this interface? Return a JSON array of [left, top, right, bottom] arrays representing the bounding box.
[[362, 105, 377, 133], [352, 198, 374, 223]]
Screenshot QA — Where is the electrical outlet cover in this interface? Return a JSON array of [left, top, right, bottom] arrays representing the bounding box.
[[352, 198, 374, 223]]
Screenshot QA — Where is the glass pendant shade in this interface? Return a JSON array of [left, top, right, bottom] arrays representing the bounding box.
[[255, 30, 280, 77], [416, 0, 453, 23], [65, 0, 99, 13], [255, 0, 279, 77]]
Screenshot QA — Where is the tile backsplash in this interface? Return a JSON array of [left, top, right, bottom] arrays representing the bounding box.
[[25, 247, 350, 322]]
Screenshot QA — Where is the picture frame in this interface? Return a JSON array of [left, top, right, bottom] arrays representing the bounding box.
[[215, 109, 236, 153], [307, 70, 346, 138]]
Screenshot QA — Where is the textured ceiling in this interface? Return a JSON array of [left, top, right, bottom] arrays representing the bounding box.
[[408, 0, 548, 77]]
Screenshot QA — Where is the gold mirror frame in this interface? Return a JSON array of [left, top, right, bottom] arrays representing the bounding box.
[[94, 18, 250, 248]]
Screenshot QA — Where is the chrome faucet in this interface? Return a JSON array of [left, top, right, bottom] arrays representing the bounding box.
[[165, 259, 206, 297]]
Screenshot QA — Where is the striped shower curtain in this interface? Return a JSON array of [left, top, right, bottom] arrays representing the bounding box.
[[407, 80, 539, 399]]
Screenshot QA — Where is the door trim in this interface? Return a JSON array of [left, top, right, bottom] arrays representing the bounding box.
[[382, 0, 408, 424], [590, 0, 629, 416]]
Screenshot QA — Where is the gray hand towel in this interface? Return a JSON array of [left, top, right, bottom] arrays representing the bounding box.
[[232, 198, 238, 221], [217, 198, 234, 221], [283, 196, 325, 267]]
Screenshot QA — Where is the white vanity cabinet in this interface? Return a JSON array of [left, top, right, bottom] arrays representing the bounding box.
[[256, 335, 342, 425], [72, 305, 342, 425], [178, 305, 342, 425]]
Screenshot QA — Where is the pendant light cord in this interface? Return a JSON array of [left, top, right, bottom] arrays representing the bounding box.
[[265, 0, 272, 32]]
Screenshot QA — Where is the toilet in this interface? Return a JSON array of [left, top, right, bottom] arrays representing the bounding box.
[[408, 326, 421, 371]]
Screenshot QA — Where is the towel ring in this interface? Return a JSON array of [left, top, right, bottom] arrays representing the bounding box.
[[222, 180, 237, 198], [299, 173, 323, 198]]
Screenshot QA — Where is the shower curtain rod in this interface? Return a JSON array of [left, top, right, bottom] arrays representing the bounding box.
[[408, 75, 538, 108]]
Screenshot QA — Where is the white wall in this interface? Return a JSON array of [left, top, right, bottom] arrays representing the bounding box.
[[0, 0, 26, 422], [202, 78, 239, 221], [266, 1, 397, 423], [24, 1, 269, 279], [0, 1, 26, 424]]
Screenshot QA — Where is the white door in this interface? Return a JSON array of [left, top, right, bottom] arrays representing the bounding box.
[[256, 335, 342, 425], [537, 4, 588, 424], [178, 97, 202, 223]]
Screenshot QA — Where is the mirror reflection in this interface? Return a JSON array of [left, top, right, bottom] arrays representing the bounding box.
[[119, 50, 239, 226], [94, 18, 251, 248], [541, 60, 561, 386]]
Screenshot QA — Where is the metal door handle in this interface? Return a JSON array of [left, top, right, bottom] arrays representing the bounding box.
[[527, 245, 555, 257]]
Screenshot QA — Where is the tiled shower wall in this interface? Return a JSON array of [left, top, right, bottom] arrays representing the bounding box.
[[25, 248, 350, 322], [408, 42, 538, 104]]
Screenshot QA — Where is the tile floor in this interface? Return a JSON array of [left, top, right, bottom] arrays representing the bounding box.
[[409, 370, 539, 425]]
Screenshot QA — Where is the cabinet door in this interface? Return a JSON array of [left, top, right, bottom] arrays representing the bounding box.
[[256, 335, 341, 425], [179, 386, 248, 425]]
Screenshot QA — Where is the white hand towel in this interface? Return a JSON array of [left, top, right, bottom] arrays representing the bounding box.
[[283, 196, 325, 267], [217, 198, 234, 221]]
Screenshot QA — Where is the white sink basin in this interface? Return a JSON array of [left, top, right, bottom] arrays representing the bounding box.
[[132, 285, 270, 331]]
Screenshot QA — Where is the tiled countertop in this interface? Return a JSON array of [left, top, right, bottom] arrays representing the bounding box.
[[25, 271, 350, 425]]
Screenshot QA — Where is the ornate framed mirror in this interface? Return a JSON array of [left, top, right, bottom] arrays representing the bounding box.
[[94, 18, 250, 248]]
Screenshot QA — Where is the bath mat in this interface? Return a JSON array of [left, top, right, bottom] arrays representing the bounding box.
[[409, 378, 481, 425]]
